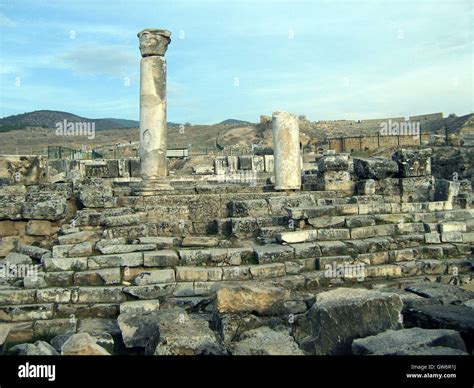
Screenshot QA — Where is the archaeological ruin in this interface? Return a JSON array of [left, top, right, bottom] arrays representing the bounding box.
[[0, 27, 473, 359]]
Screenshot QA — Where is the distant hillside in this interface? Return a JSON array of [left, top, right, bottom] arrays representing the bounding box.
[[219, 118, 254, 126], [0, 110, 140, 132], [101, 118, 139, 128]]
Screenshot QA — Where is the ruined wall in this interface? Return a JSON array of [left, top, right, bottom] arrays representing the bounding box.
[[360, 136, 379, 150], [328, 139, 343, 153], [409, 112, 443, 122], [328, 135, 422, 152], [0, 156, 48, 186], [343, 137, 360, 152]]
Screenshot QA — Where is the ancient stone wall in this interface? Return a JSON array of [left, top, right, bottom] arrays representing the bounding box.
[[409, 112, 443, 122], [328, 135, 423, 153]]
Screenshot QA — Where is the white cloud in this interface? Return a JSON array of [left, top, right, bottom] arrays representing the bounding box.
[[0, 13, 16, 27], [57, 45, 136, 77]]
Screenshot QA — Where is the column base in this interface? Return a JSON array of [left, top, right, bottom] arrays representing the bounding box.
[[133, 179, 174, 195], [274, 186, 301, 191]]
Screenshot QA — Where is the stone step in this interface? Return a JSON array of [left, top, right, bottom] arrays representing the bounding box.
[[1, 257, 471, 323], [287, 203, 471, 221], [40, 236, 473, 277], [231, 216, 289, 238]]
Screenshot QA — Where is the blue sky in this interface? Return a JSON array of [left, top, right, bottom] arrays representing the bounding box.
[[0, 0, 472, 123]]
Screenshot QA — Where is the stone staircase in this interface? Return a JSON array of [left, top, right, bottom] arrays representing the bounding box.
[[1, 144, 474, 353], [1, 180, 473, 347]]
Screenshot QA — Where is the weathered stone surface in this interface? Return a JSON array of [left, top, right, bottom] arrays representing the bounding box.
[[433, 179, 460, 203], [43, 256, 87, 272], [138, 28, 170, 56], [440, 222, 467, 233], [98, 244, 156, 255], [231, 200, 268, 218], [292, 242, 322, 258], [300, 288, 402, 355], [392, 149, 431, 177], [307, 216, 345, 229], [317, 228, 350, 240], [118, 311, 161, 348], [318, 171, 354, 191], [353, 157, 398, 180], [222, 266, 252, 281], [138, 236, 182, 247], [103, 214, 142, 227], [0, 304, 54, 322], [254, 245, 294, 263], [134, 268, 175, 285], [77, 180, 115, 208], [52, 242, 93, 258], [317, 154, 349, 172], [404, 305, 474, 350], [36, 288, 72, 303], [395, 346, 469, 355], [18, 245, 50, 260], [355, 179, 376, 196], [440, 230, 463, 243], [88, 252, 143, 269], [149, 308, 224, 355], [425, 232, 441, 244], [75, 319, 120, 338], [176, 266, 222, 282], [231, 326, 304, 355], [33, 318, 76, 338], [317, 241, 348, 256], [26, 220, 52, 236], [74, 268, 121, 286], [178, 249, 211, 265], [231, 217, 259, 237], [216, 283, 290, 315], [61, 333, 110, 355], [143, 250, 179, 267], [58, 231, 97, 246], [0, 323, 10, 348], [269, 195, 315, 215], [405, 282, 474, 304], [352, 327, 467, 355], [181, 236, 219, 247], [77, 287, 126, 303], [288, 205, 336, 220], [249, 263, 286, 278], [9, 340, 58, 355], [276, 230, 317, 244], [351, 225, 396, 239], [366, 264, 402, 278], [123, 283, 176, 299], [22, 198, 67, 221], [120, 300, 160, 315], [389, 248, 415, 263], [272, 112, 301, 190], [3, 252, 33, 265]]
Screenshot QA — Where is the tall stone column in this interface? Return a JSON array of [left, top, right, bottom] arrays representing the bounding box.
[[136, 28, 173, 193], [272, 111, 301, 190]]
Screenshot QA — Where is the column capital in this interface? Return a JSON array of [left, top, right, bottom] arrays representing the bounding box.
[[138, 29, 171, 57]]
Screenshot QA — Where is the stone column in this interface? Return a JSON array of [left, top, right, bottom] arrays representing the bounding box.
[[272, 111, 301, 190], [137, 28, 173, 193]]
